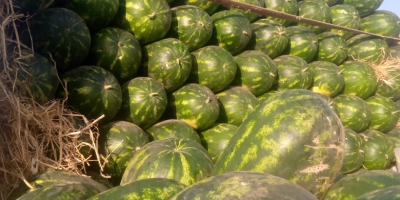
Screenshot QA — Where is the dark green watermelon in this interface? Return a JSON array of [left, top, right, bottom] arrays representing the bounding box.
[[146, 119, 200, 143], [112, 0, 171, 44], [263, 0, 298, 26], [57, 66, 122, 124], [213, 89, 345, 198], [297, 0, 332, 33], [356, 185, 400, 200], [172, 0, 220, 15], [118, 77, 168, 129], [232, 50, 277, 96], [168, 5, 213, 51], [284, 26, 319, 62], [333, 94, 372, 133], [88, 27, 142, 84], [309, 61, 345, 98], [341, 128, 365, 174], [170, 171, 318, 200], [386, 128, 400, 148], [273, 55, 313, 91], [360, 11, 400, 38], [366, 96, 400, 133], [317, 32, 348, 65], [247, 18, 290, 59], [229, 0, 264, 22], [189, 46, 237, 92], [341, 0, 384, 17], [120, 138, 213, 186], [329, 4, 361, 39], [347, 34, 389, 65], [361, 129, 395, 170], [141, 38, 192, 92], [375, 65, 400, 101]]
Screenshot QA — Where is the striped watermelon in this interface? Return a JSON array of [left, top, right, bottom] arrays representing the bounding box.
[[120, 138, 213, 186], [170, 171, 318, 200], [273, 55, 313, 91], [309, 61, 345, 98], [360, 11, 400, 38], [341, 0, 384, 17], [213, 89, 345, 198], [341, 128, 365, 174], [172, 0, 220, 15], [141, 38, 192, 92], [360, 129, 395, 170], [366, 96, 400, 133], [333, 94, 371, 133], [88, 27, 142, 84], [146, 119, 200, 143], [118, 77, 168, 129], [317, 32, 348, 65], [329, 4, 361, 39], [297, 0, 332, 33], [374, 67, 400, 101], [168, 5, 213, 51], [257, 90, 278, 102], [216, 86, 258, 126], [167, 83, 219, 130], [232, 50, 277, 96], [247, 19, 289, 59], [347, 34, 389, 65], [229, 0, 264, 22], [284, 26, 319, 62], [386, 128, 400, 148], [356, 185, 400, 200], [263, 0, 298, 26], [57, 66, 122, 124], [199, 123, 238, 163], [189, 46, 237, 92]]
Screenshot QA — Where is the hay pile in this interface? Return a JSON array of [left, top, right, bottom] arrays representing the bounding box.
[[0, 0, 105, 199]]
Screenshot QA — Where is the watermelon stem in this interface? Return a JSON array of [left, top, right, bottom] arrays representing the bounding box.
[[104, 85, 113, 90], [150, 92, 159, 97], [148, 12, 156, 20]]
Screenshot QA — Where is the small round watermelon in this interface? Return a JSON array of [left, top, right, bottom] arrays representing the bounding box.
[[263, 0, 298, 26], [146, 119, 200, 143], [317, 32, 348, 65], [297, 0, 332, 33], [341, 128, 365, 174], [273, 55, 313, 91], [366, 96, 400, 133], [361, 129, 395, 170], [329, 4, 361, 39], [347, 34, 389, 65], [284, 26, 319, 62], [309, 61, 345, 98]]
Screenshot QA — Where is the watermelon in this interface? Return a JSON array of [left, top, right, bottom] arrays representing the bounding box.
[[98, 121, 149, 183], [57, 66, 122, 124], [229, 0, 264, 22], [322, 170, 400, 200], [284, 26, 319, 62], [120, 138, 213, 186], [297, 0, 332, 34], [216, 86, 258, 126], [213, 89, 345, 198], [329, 4, 361, 40], [209, 10, 252, 55], [273, 55, 313, 91], [356, 185, 400, 200], [189, 46, 237, 92], [88, 27, 142, 84], [341, 0, 384, 17], [141, 38, 192, 92], [13, 0, 54, 14], [317, 32, 348, 65], [146, 119, 200, 143], [339, 61, 378, 99], [170, 171, 318, 200], [64, 0, 119, 32], [232, 50, 277, 96], [23, 8, 91, 71], [118, 77, 168, 129], [360, 11, 400, 38], [361, 129, 395, 170], [168, 5, 213, 51], [309, 61, 345, 97], [347, 34, 389, 65], [386, 128, 400, 148], [199, 123, 238, 163], [366, 96, 400, 133], [167, 83, 219, 131], [257, 90, 278, 102], [375, 66, 400, 101], [172, 0, 221, 15], [112, 0, 171, 44], [88, 178, 186, 200], [263, 0, 298, 26], [247, 19, 290, 59], [333, 94, 372, 133], [341, 128, 365, 174]]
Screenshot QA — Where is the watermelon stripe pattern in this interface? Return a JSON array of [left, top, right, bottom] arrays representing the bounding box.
[[284, 26, 318, 62], [317, 32, 348, 65], [273, 55, 313, 90], [347, 34, 389, 65], [341, 128, 364, 174], [360, 11, 400, 38], [309, 61, 344, 97], [329, 4, 361, 40], [297, 0, 332, 33], [366, 96, 400, 133], [263, 0, 298, 26], [146, 119, 201, 143], [361, 129, 394, 170]]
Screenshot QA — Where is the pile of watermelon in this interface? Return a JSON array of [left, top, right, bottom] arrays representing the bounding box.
[[7, 0, 400, 199]]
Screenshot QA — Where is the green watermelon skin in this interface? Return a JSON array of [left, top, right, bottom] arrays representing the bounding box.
[[64, 0, 119, 32], [356, 185, 400, 200], [247, 19, 290, 59], [375, 68, 400, 101], [213, 89, 345, 198], [112, 0, 171, 44], [209, 10, 252, 55], [23, 8, 91, 71], [366, 96, 400, 133], [297, 0, 332, 34], [333, 94, 372, 133], [167, 83, 220, 131], [329, 4, 361, 40], [229, 0, 264, 22], [120, 138, 213, 186], [341, 0, 384, 17], [386, 128, 400, 148], [199, 123, 238, 163], [118, 77, 168, 129], [168, 5, 213, 51], [322, 170, 400, 200], [257, 90, 278, 102], [273, 55, 313, 91], [172, 0, 221, 15], [360, 11, 400, 38], [98, 121, 149, 183], [263, 0, 298, 26], [141, 38, 192, 92], [347, 34, 389, 65], [317, 32, 348, 65], [88, 178, 186, 200], [232, 50, 277, 96], [189, 46, 237, 92], [309, 61, 345, 98], [284, 26, 319, 62], [170, 171, 318, 200], [341, 128, 365, 174], [316, 93, 340, 114], [146, 119, 200, 143], [339, 61, 378, 99], [58, 66, 122, 124], [88, 27, 142, 84], [360, 129, 395, 170]]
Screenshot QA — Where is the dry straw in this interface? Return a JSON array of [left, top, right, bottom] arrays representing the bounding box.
[[0, 0, 106, 199]]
